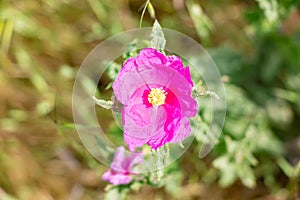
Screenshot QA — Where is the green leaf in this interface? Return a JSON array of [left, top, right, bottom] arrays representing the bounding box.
[[123, 39, 139, 60], [139, 0, 150, 28], [86, 0, 107, 22], [237, 163, 256, 188], [255, 0, 279, 24], [147, 2, 156, 19], [0, 19, 14, 52], [295, 161, 300, 178], [150, 20, 166, 50], [105, 62, 121, 81], [130, 181, 143, 192], [213, 155, 237, 187], [185, 0, 213, 44], [165, 170, 183, 197], [104, 187, 129, 200], [93, 96, 113, 109], [276, 157, 294, 178]]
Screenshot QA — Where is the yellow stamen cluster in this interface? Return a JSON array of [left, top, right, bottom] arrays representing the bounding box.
[[148, 88, 167, 106]]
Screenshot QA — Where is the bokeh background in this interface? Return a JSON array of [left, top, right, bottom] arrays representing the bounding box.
[[0, 0, 300, 199]]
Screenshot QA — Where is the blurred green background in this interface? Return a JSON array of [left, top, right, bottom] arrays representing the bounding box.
[[0, 0, 300, 199]]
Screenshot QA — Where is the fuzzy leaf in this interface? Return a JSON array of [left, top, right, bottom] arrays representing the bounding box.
[[150, 20, 166, 50], [93, 96, 113, 109]]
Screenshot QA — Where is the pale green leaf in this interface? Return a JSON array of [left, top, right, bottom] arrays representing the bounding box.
[[0, 19, 14, 52], [147, 2, 156, 19], [185, 0, 213, 43], [150, 20, 166, 50], [93, 96, 113, 109]]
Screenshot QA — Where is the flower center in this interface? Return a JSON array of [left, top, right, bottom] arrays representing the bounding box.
[[148, 88, 167, 106]]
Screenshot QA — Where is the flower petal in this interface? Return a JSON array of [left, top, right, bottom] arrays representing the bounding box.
[[123, 105, 167, 150], [170, 117, 192, 143], [135, 48, 167, 66], [112, 69, 149, 105], [110, 146, 126, 171], [102, 170, 132, 185], [146, 128, 173, 150], [166, 55, 194, 86]]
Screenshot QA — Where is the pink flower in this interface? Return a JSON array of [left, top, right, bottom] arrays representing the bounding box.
[[113, 48, 198, 151], [102, 146, 143, 185]]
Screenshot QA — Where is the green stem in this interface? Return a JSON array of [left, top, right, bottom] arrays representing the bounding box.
[[150, 145, 169, 183], [139, 0, 150, 28]]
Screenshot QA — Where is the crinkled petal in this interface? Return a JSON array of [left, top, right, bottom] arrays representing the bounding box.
[[110, 146, 126, 171], [122, 57, 136, 72], [135, 48, 166, 66], [179, 66, 194, 86], [112, 69, 149, 105], [126, 103, 152, 127], [166, 55, 184, 70], [166, 55, 193, 86], [170, 117, 192, 143], [114, 58, 135, 88], [163, 70, 197, 117], [102, 170, 132, 185], [123, 105, 167, 150], [146, 129, 170, 150], [124, 133, 148, 152], [145, 102, 182, 150]]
